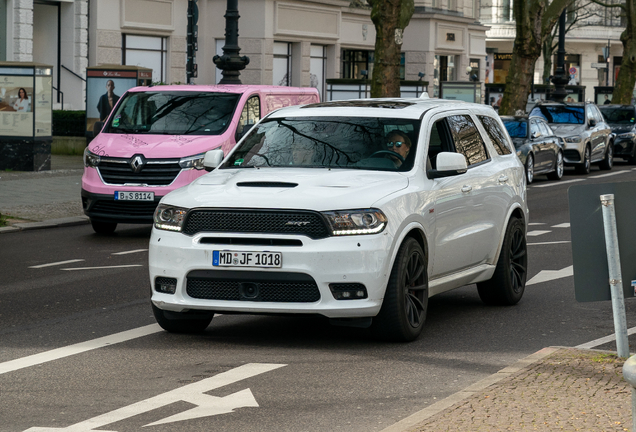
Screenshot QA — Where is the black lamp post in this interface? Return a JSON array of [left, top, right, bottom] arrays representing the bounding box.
[[550, 10, 568, 102], [213, 0, 250, 85]]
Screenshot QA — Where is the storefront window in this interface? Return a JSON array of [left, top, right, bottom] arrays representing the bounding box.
[[553, 54, 580, 85], [273, 42, 292, 86], [310, 45, 326, 99], [341, 50, 405, 80], [493, 53, 512, 84], [123, 35, 167, 83]]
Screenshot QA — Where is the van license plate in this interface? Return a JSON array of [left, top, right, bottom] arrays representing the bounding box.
[[213, 251, 282, 268], [115, 191, 155, 201]]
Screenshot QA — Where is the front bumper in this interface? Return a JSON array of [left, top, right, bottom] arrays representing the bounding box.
[[561, 140, 585, 164], [149, 228, 395, 318], [81, 189, 162, 224], [613, 136, 636, 157]]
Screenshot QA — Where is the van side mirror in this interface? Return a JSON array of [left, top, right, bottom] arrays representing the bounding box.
[[427, 152, 468, 179], [203, 149, 224, 171], [93, 121, 104, 137]]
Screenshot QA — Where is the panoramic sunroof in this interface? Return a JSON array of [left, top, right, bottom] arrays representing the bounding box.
[[301, 100, 415, 109]]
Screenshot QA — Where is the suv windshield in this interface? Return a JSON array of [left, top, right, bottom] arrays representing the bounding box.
[[222, 116, 420, 171], [530, 105, 585, 124], [503, 120, 528, 138], [599, 107, 635, 124], [107, 91, 241, 135]]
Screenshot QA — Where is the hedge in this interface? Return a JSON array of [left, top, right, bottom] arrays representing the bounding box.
[[52, 110, 86, 137]]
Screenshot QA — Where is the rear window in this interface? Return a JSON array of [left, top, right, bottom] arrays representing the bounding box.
[[529, 105, 585, 124], [599, 107, 636, 124]]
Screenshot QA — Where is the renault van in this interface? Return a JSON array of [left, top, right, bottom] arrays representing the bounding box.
[[81, 85, 320, 234]]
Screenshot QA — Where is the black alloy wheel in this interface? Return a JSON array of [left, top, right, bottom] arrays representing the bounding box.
[[372, 237, 428, 342], [525, 154, 534, 184]]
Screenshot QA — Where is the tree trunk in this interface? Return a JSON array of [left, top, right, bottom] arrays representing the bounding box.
[[612, 0, 636, 104], [368, 0, 414, 98], [500, 53, 538, 115]]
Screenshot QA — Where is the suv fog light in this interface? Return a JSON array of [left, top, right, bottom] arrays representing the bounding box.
[[155, 277, 177, 294], [329, 283, 368, 300]]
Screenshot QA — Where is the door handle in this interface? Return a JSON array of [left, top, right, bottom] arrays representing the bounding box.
[[498, 175, 509, 183], [461, 185, 473, 193]]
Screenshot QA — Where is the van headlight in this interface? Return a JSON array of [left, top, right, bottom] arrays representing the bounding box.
[[83, 148, 101, 167], [323, 209, 387, 236], [154, 204, 188, 231], [179, 153, 206, 170]]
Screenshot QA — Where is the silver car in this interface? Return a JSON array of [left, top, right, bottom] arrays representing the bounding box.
[[529, 102, 613, 174]]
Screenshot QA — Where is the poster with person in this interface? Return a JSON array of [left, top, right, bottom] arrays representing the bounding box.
[[86, 75, 137, 135], [0, 75, 35, 136]]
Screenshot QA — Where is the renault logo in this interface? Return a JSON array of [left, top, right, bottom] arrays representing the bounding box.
[[129, 155, 145, 173]]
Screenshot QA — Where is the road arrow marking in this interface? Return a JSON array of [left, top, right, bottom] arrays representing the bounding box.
[[24, 363, 286, 431], [526, 265, 573, 286], [29, 259, 85, 268], [527, 230, 550, 237], [551, 223, 570, 228], [111, 249, 148, 255], [61, 265, 143, 271]]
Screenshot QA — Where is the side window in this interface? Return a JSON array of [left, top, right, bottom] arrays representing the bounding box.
[[447, 115, 490, 166], [478, 115, 512, 155], [586, 105, 596, 124], [530, 119, 540, 138], [427, 119, 456, 169], [538, 120, 552, 137], [593, 106, 604, 123], [236, 95, 261, 139]]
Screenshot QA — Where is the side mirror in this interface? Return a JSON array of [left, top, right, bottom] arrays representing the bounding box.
[[428, 152, 468, 179], [588, 118, 597, 127], [203, 149, 224, 172], [531, 131, 541, 139], [93, 121, 104, 137]]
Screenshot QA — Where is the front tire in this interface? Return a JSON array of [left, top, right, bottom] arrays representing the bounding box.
[[477, 217, 527, 306], [525, 154, 534, 184], [152, 303, 213, 333], [599, 142, 614, 170], [547, 151, 564, 180], [372, 237, 428, 342], [91, 219, 117, 234], [576, 145, 591, 174]]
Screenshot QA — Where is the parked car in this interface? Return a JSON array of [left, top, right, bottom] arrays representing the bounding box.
[[500, 115, 564, 184], [529, 101, 613, 174], [148, 97, 529, 342], [598, 104, 636, 164], [81, 85, 320, 234]]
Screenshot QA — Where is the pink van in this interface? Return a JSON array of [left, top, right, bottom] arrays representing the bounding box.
[[82, 84, 320, 234]]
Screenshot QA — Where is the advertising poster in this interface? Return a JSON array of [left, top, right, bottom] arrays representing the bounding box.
[[86, 71, 138, 134], [35, 75, 52, 137], [0, 75, 34, 136]]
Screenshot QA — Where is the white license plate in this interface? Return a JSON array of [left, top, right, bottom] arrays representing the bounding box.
[[115, 191, 155, 201], [213, 251, 282, 268]]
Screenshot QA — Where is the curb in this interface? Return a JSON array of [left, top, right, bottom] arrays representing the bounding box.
[[0, 216, 89, 233], [379, 346, 561, 432]]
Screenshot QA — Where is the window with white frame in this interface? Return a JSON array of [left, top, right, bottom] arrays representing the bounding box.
[[310, 45, 326, 100], [273, 42, 292, 86], [123, 35, 168, 83]]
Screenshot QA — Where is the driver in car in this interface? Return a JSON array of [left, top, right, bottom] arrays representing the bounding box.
[[385, 130, 412, 168]]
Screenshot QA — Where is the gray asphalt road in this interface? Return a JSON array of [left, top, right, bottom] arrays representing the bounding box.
[[1, 163, 636, 432]]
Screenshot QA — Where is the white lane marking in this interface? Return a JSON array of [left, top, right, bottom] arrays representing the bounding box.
[[111, 249, 148, 255], [551, 223, 570, 228], [29, 259, 85, 269], [61, 265, 144, 271], [24, 363, 286, 431], [528, 222, 545, 226], [0, 324, 162, 375], [528, 240, 571, 246], [526, 265, 573, 286], [577, 326, 636, 349], [527, 230, 550, 237], [531, 179, 585, 188], [590, 170, 630, 179]]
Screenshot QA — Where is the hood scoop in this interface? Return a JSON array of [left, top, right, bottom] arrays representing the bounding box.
[[236, 181, 298, 188]]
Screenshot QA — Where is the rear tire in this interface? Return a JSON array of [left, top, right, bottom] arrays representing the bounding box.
[[477, 217, 527, 306], [547, 151, 564, 180], [575, 146, 591, 174], [525, 154, 534, 184], [599, 143, 614, 170], [91, 219, 117, 234], [372, 237, 428, 342], [152, 303, 213, 333]]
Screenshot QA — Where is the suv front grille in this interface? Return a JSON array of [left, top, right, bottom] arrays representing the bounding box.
[[97, 158, 182, 186], [182, 209, 331, 238], [563, 149, 581, 162]]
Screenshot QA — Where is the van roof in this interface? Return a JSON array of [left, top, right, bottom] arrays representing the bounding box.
[[125, 84, 319, 95]]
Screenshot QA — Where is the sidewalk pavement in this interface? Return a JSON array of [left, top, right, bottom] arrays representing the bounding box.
[[1, 155, 634, 431]]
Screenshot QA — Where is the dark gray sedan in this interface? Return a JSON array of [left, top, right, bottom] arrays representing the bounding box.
[[501, 116, 564, 184], [598, 104, 636, 164]]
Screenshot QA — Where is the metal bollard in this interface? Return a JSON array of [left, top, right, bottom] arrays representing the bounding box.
[[623, 355, 636, 432]]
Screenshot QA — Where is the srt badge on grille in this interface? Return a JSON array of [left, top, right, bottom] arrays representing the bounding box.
[[285, 221, 310, 226], [129, 155, 146, 173]]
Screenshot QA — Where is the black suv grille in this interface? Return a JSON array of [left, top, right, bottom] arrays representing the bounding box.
[[97, 158, 182, 186], [186, 270, 321, 302], [182, 210, 331, 238], [563, 149, 581, 162]]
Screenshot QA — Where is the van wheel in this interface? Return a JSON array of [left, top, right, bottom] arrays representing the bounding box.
[[477, 217, 527, 306], [599, 143, 614, 170], [372, 237, 428, 342], [576, 146, 591, 174], [152, 303, 213, 333], [91, 219, 117, 234]]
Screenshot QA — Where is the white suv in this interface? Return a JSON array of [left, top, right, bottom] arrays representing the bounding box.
[[148, 97, 529, 341]]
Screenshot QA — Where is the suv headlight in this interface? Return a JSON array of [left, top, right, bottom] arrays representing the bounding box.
[[154, 204, 188, 231], [83, 148, 101, 167], [322, 209, 387, 236], [179, 153, 206, 170], [564, 136, 582, 143], [618, 132, 636, 139]]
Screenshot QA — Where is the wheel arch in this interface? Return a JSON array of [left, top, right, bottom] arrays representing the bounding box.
[[490, 205, 527, 266]]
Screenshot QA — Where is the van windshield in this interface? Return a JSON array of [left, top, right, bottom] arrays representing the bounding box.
[[222, 116, 420, 172], [107, 91, 241, 135]]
